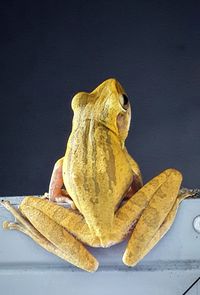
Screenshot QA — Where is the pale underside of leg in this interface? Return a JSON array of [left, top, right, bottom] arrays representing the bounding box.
[[48, 158, 64, 201], [48, 157, 77, 207]]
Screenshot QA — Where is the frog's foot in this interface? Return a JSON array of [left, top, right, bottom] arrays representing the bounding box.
[[178, 187, 200, 199], [113, 168, 187, 266], [0, 199, 98, 272]]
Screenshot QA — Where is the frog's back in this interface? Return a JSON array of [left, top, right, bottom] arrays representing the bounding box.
[[63, 121, 133, 243]]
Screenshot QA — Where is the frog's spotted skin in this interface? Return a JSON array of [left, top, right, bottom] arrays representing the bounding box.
[[11, 79, 191, 272]]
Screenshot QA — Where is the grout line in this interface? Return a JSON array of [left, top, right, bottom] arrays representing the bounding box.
[[0, 260, 200, 273]]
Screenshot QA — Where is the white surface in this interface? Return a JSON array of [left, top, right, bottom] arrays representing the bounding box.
[[0, 197, 200, 294]]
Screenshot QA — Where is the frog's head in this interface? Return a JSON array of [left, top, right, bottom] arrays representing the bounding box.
[[71, 78, 131, 143]]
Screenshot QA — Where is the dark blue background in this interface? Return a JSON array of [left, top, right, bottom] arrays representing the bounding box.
[[0, 1, 199, 195]]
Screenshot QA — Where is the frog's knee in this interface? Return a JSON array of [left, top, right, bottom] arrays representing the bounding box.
[[19, 196, 39, 213], [20, 196, 30, 208], [164, 168, 182, 182]]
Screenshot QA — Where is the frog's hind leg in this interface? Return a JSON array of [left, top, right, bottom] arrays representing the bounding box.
[[1, 198, 99, 272], [113, 168, 190, 266], [124, 188, 194, 265], [20, 196, 101, 246]]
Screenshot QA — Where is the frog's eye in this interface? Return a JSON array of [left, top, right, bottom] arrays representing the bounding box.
[[119, 94, 129, 110]]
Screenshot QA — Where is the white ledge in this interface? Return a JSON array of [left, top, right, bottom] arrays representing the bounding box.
[[0, 196, 200, 295]]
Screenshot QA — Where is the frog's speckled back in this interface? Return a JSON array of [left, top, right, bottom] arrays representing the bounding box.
[[63, 79, 133, 243]]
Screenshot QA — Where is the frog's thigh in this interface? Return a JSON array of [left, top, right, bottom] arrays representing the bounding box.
[[19, 197, 98, 272], [20, 197, 101, 247], [137, 188, 193, 262], [113, 168, 179, 241], [121, 168, 182, 266], [129, 196, 182, 266]]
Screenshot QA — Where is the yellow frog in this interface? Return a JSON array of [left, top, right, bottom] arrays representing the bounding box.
[[1, 78, 194, 272]]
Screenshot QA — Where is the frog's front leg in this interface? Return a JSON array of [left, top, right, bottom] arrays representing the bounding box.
[[113, 168, 190, 267], [47, 157, 74, 206]]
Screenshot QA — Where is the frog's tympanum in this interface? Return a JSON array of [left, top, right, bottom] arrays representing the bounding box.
[[1, 79, 195, 272]]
